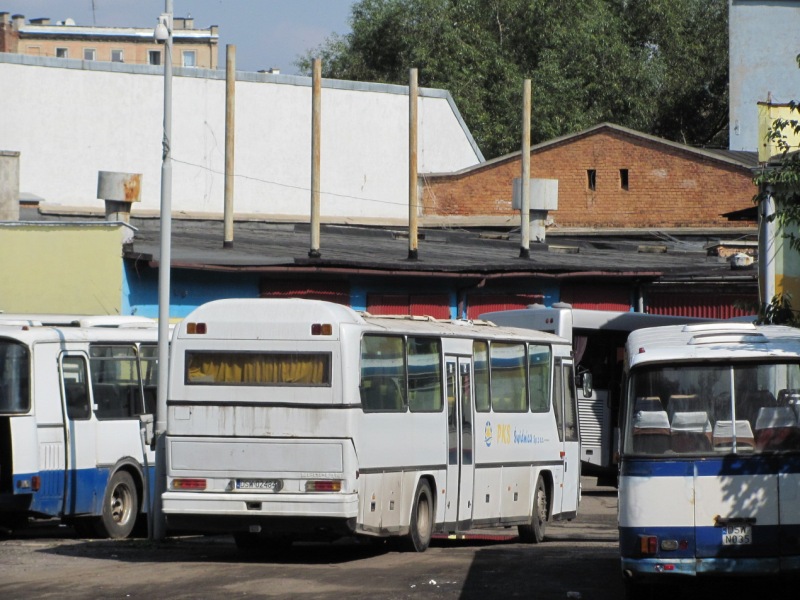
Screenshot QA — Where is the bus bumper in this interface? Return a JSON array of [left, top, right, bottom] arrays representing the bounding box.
[[162, 490, 359, 536], [622, 556, 800, 578]]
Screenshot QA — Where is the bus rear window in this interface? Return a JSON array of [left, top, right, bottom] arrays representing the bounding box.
[[185, 351, 331, 386], [0, 340, 30, 413]]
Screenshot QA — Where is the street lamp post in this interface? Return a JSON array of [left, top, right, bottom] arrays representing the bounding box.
[[151, 0, 173, 541]]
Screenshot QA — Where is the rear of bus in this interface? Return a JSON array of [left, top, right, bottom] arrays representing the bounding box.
[[162, 299, 364, 543], [618, 324, 800, 594]]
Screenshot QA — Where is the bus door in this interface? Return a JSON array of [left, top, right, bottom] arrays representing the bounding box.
[[59, 353, 98, 516], [444, 357, 475, 529], [555, 358, 580, 515]]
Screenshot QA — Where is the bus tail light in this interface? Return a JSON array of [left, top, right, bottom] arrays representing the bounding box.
[[639, 535, 658, 555], [305, 480, 342, 492], [172, 478, 207, 490], [186, 322, 207, 334], [31, 476, 41, 492], [311, 323, 332, 335]]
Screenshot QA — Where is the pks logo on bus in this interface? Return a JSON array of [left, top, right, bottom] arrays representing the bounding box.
[[485, 421, 542, 447]]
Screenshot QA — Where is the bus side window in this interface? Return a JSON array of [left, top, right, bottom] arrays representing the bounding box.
[[360, 335, 406, 412], [62, 356, 91, 420], [473, 341, 490, 412]]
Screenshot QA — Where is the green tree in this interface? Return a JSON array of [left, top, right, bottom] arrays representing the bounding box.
[[298, 0, 729, 158], [753, 55, 800, 325]]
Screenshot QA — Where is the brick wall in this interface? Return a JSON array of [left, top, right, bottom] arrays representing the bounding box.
[[422, 126, 756, 228]]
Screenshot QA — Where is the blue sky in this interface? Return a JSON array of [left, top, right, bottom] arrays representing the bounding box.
[[2, 0, 354, 74]]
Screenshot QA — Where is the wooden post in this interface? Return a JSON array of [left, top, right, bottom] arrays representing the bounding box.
[[223, 44, 236, 249], [309, 58, 322, 258], [520, 79, 531, 259], [408, 68, 419, 261]]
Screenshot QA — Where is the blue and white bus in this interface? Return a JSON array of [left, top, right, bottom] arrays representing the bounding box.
[[618, 323, 800, 596], [0, 317, 159, 538]]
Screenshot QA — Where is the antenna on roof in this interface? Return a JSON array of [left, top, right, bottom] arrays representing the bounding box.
[[91, 0, 97, 25]]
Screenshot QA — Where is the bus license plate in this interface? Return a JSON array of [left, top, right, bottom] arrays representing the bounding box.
[[236, 479, 283, 492], [722, 525, 752, 545]]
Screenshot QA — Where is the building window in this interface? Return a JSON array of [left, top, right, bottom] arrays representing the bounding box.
[[182, 50, 197, 67], [587, 169, 597, 191], [56, 47, 68, 59], [148, 50, 161, 66], [111, 49, 124, 63], [620, 169, 629, 191], [83, 48, 96, 61]]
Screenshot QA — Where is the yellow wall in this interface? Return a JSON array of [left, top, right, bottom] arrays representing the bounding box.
[[0, 224, 124, 314], [758, 103, 800, 162]]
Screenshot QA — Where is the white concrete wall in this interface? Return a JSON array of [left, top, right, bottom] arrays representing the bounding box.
[[0, 55, 483, 221], [729, 0, 800, 152]]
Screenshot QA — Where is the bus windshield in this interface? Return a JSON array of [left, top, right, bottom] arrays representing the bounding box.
[[0, 339, 30, 414], [625, 361, 800, 456]]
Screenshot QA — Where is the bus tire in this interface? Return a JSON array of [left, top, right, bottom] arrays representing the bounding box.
[[98, 470, 138, 539], [407, 479, 433, 552], [518, 475, 547, 543]]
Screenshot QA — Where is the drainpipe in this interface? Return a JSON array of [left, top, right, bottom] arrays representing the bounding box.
[[519, 79, 531, 259], [309, 58, 321, 259], [223, 44, 236, 248], [408, 68, 419, 261]]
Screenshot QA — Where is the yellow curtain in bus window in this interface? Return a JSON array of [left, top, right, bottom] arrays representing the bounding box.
[[186, 352, 330, 385]]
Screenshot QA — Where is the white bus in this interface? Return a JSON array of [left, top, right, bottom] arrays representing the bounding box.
[[162, 298, 580, 552], [618, 323, 800, 596], [0, 318, 159, 538], [481, 304, 713, 484]]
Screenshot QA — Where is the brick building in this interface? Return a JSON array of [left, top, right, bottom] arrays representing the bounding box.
[[0, 12, 218, 68], [422, 123, 759, 229]]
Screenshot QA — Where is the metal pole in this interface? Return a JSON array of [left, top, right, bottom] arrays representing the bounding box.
[[309, 58, 321, 258], [152, 0, 173, 541], [408, 68, 418, 261], [759, 185, 776, 311], [223, 44, 236, 249], [520, 79, 531, 259]]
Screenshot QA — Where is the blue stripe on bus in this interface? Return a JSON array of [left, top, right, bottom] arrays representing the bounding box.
[[621, 455, 800, 478], [619, 525, 696, 559], [11, 468, 111, 517]]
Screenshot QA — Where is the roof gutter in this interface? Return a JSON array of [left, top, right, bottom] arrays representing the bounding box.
[[148, 259, 663, 280]]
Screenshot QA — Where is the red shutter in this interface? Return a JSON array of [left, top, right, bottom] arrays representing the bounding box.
[[466, 293, 543, 319], [560, 283, 631, 311], [259, 280, 350, 305], [367, 294, 410, 315], [646, 292, 756, 319], [367, 294, 450, 318], [410, 295, 451, 319]]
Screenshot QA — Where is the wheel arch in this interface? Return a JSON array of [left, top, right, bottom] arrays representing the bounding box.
[[108, 457, 146, 515], [537, 469, 554, 520]]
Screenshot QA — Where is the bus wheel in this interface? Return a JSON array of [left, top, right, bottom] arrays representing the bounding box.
[[407, 479, 433, 552], [518, 475, 547, 543], [98, 470, 138, 539]]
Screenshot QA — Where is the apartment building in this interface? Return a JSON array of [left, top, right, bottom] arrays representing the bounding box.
[[0, 12, 218, 69]]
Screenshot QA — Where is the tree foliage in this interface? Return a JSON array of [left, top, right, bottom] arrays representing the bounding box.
[[298, 0, 729, 158], [753, 53, 800, 325]]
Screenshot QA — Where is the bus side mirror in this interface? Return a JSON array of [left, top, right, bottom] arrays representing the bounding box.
[[580, 371, 593, 397]]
